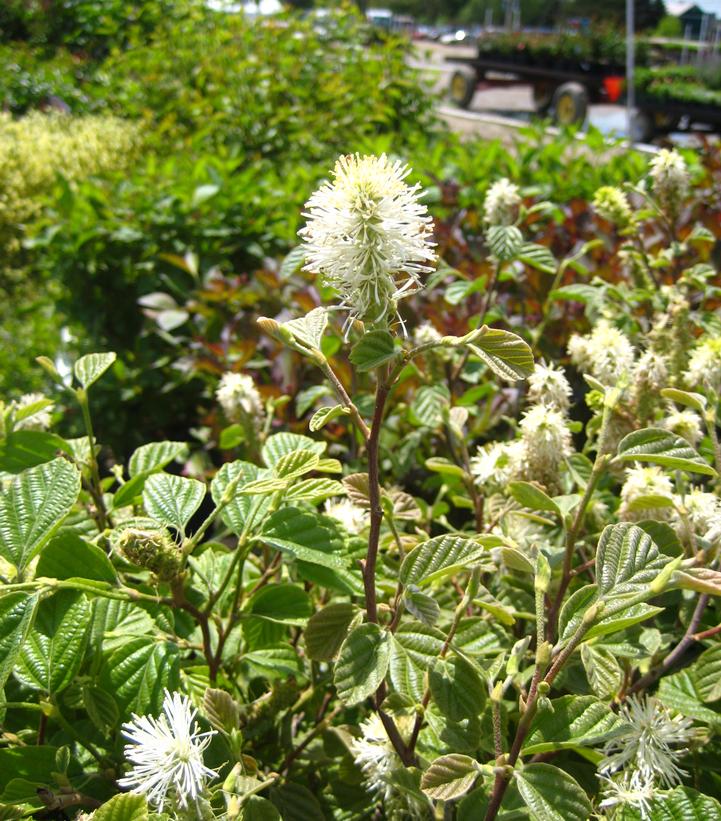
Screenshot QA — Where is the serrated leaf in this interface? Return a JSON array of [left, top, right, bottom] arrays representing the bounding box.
[[393, 621, 446, 669], [671, 567, 721, 596], [309, 405, 350, 432], [262, 433, 326, 468], [410, 384, 450, 428], [581, 645, 623, 698], [334, 623, 391, 705], [36, 531, 116, 583], [658, 670, 721, 725], [661, 388, 707, 413], [617, 428, 716, 476], [73, 352, 117, 389], [210, 460, 262, 534], [468, 327, 534, 381], [83, 685, 119, 733], [244, 795, 282, 820], [518, 242, 557, 274], [404, 588, 440, 626], [617, 786, 721, 820], [273, 449, 320, 480], [400, 535, 497, 587], [246, 584, 311, 625], [243, 645, 303, 678], [421, 754, 479, 800], [0, 431, 72, 474], [17, 591, 90, 694], [0, 458, 81, 571], [280, 245, 307, 280], [128, 441, 188, 477], [508, 481, 560, 515], [429, 655, 486, 721], [349, 330, 398, 371], [487, 224, 523, 261], [342, 473, 371, 508], [261, 506, 347, 568], [283, 307, 328, 349], [596, 523, 670, 597], [0, 593, 39, 692], [269, 782, 323, 821], [103, 637, 180, 716], [143, 473, 205, 535], [516, 763, 592, 821], [285, 478, 344, 503], [692, 645, 721, 703], [202, 687, 240, 734], [305, 602, 358, 661], [93, 793, 148, 821], [523, 695, 625, 755]]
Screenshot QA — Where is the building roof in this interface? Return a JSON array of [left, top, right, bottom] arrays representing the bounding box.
[[666, 1, 719, 15]]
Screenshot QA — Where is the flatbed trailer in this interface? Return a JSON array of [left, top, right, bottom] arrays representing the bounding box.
[[446, 51, 721, 140]]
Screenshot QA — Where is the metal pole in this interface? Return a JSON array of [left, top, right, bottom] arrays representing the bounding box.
[[626, 0, 635, 143]]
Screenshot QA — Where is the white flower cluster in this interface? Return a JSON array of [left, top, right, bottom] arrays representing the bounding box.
[[299, 153, 436, 333], [483, 178, 521, 226], [118, 690, 217, 812], [649, 148, 689, 211], [593, 185, 633, 228], [519, 403, 573, 487], [216, 372, 264, 425], [599, 695, 694, 818], [9, 392, 53, 431], [526, 360, 572, 412], [619, 465, 674, 522], [676, 487, 721, 545], [324, 497, 368, 533], [470, 440, 526, 491], [662, 408, 702, 446], [412, 322, 443, 347], [687, 335, 721, 393], [568, 319, 635, 385]]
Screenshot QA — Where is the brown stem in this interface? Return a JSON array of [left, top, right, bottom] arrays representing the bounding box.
[[629, 593, 709, 694]]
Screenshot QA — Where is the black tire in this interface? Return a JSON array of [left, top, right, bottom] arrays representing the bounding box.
[[551, 82, 589, 126], [449, 69, 476, 110], [631, 110, 655, 143], [532, 82, 555, 115]]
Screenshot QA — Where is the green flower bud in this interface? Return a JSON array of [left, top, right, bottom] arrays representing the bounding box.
[[592, 186, 633, 228], [116, 527, 182, 581]]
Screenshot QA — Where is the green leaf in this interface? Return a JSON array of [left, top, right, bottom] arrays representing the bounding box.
[[243, 645, 303, 678], [243, 795, 282, 821], [305, 602, 359, 661], [617, 428, 716, 476], [404, 588, 440, 626], [468, 327, 534, 381], [0, 746, 58, 791], [596, 523, 671, 597], [143, 473, 205, 535], [523, 695, 625, 755], [658, 670, 721, 725], [246, 584, 311, 625], [211, 460, 263, 534], [487, 224, 523, 261], [400, 535, 497, 587], [693, 645, 721, 703], [219, 423, 245, 450], [283, 307, 328, 349], [93, 793, 148, 821], [261, 507, 347, 569], [36, 531, 116, 583], [0, 593, 39, 692], [103, 637, 180, 716], [581, 645, 623, 699], [309, 405, 350, 432], [269, 782, 324, 821], [0, 431, 71, 474], [262, 433, 326, 468], [279, 245, 306, 280], [0, 458, 81, 571], [73, 352, 117, 389], [518, 242, 557, 274], [421, 754, 479, 800], [349, 329, 398, 372], [285, 478, 344, 504], [410, 384, 450, 428], [508, 481, 560, 515], [334, 623, 391, 705], [429, 655, 486, 721], [661, 388, 707, 413], [17, 591, 90, 695], [83, 685, 119, 733], [128, 441, 188, 477], [515, 763, 592, 821], [273, 449, 320, 480]]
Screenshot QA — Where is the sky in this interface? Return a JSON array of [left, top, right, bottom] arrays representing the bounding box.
[[671, 0, 721, 13]]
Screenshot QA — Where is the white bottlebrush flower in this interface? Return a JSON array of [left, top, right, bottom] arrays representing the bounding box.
[[598, 771, 656, 820], [649, 148, 689, 211], [412, 322, 443, 347], [687, 336, 721, 393], [593, 185, 633, 228], [118, 690, 217, 812], [299, 153, 436, 333], [526, 360, 572, 413], [12, 392, 53, 431], [519, 404, 572, 482], [324, 497, 368, 533], [216, 372, 264, 425], [600, 695, 694, 788], [471, 440, 526, 490], [634, 350, 668, 393], [620, 465, 674, 521], [483, 177, 521, 226], [350, 714, 430, 819], [676, 487, 721, 541], [568, 319, 635, 385], [663, 409, 702, 446]]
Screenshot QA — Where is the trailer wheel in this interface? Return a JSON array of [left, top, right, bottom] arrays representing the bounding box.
[[551, 82, 588, 126], [532, 82, 554, 115], [449, 70, 476, 110]]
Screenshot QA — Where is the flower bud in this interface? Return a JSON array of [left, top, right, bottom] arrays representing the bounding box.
[[593, 186, 633, 228], [116, 528, 183, 581]]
